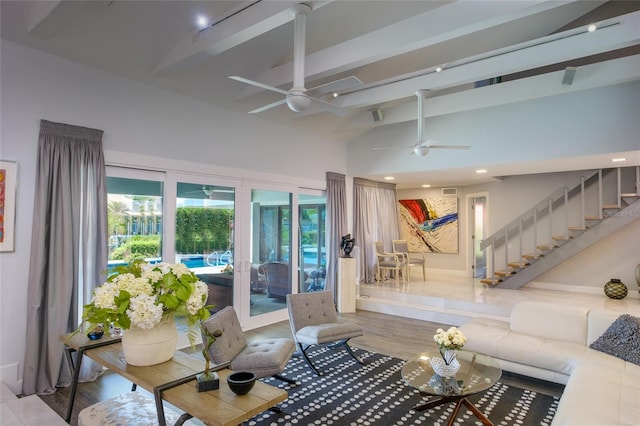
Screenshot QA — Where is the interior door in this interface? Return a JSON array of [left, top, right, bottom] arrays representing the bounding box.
[[470, 194, 488, 278]]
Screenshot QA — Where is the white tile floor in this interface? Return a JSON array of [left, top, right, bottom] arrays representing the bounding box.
[[357, 271, 640, 325]]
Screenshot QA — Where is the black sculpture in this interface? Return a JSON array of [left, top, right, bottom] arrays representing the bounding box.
[[340, 234, 355, 258]]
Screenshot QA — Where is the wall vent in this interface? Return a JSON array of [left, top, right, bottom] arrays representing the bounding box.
[[442, 187, 457, 196]]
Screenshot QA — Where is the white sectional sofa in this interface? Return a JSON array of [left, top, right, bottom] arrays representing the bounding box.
[[459, 301, 640, 426]]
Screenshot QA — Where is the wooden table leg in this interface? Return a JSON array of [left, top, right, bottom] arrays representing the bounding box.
[[415, 396, 492, 426], [462, 397, 493, 426]]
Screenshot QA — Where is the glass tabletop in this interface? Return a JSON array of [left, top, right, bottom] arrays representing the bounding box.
[[401, 350, 502, 397]]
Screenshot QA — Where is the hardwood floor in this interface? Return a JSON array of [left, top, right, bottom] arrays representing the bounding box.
[[39, 310, 564, 425]]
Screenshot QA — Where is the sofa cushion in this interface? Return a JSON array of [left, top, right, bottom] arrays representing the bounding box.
[[509, 302, 589, 345], [552, 349, 640, 426], [589, 314, 640, 366]]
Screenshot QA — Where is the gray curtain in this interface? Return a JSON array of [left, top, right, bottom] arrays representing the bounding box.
[[324, 172, 347, 300], [22, 120, 108, 395], [353, 177, 399, 283]]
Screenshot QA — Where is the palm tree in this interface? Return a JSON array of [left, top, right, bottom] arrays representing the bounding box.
[[108, 200, 129, 236]]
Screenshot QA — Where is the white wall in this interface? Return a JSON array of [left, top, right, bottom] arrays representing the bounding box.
[[0, 41, 347, 393]]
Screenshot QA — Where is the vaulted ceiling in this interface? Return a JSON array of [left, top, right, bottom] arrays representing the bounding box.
[[2, 1, 639, 187]]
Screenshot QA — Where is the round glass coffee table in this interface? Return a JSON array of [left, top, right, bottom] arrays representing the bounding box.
[[402, 350, 502, 426]]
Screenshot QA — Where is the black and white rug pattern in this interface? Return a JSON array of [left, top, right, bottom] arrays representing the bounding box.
[[250, 346, 559, 426]]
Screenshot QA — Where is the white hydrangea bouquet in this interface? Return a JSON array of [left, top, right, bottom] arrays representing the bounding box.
[[83, 260, 210, 342], [433, 326, 467, 365]]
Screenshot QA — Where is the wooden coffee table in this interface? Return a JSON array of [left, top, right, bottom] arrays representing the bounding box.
[[401, 350, 502, 426], [62, 332, 287, 425]]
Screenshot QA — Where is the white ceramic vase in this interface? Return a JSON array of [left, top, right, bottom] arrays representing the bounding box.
[[430, 350, 460, 378], [121, 317, 178, 366]]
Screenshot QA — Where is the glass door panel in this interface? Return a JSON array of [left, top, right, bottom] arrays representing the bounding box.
[[299, 193, 326, 292], [249, 189, 292, 317], [106, 176, 163, 272], [176, 182, 235, 313]]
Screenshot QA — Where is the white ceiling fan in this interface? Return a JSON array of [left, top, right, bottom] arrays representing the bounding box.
[[373, 90, 472, 156], [229, 3, 353, 116]]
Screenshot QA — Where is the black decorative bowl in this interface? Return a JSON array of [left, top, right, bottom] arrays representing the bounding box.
[[227, 371, 256, 395]]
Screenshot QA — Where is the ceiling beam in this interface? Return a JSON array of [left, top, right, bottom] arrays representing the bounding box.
[[153, 1, 334, 75], [339, 54, 640, 132], [240, 0, 595, 97], [334, 10, 640, 110], [26, 0, 94, 37]]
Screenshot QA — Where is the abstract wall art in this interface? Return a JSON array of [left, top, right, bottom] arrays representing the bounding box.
[[0, 160, 17, 252], [398, 198, 458, 254]]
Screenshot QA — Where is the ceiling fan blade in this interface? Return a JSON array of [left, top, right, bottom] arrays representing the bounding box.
[[429, 145, 472, 150], [249, 99, 288, 114], [228, 76, 288, 96]]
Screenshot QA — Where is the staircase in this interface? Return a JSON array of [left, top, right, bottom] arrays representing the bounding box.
[[480, 167, 640, 289]]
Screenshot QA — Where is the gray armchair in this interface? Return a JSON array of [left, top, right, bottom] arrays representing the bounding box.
[[374, 241, 406, 284], [286, 291, 364, 376], [201, 306, 296, 384], [393, 239, 426, 281]]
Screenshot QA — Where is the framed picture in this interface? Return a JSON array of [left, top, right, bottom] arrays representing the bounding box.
[[0, 160, 18, 252], [398, 197, 459, 254]]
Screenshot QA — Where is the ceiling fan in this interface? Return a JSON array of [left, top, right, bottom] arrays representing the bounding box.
[[373, 90, 471, 156], [229, 3, 351, 116]]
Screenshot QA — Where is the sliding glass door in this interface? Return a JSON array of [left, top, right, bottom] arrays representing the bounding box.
[[247, 188, 293, 321], [174, 181, 236, 313]]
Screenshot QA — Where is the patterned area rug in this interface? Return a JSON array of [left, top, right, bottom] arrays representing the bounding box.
[[250, 347, 559, 426]]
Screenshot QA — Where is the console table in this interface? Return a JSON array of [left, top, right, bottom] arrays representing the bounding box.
[[61, 332, 287, 425]]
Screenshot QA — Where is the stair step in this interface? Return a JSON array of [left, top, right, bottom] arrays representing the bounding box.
[[522, 253, 542, 260], [480, 278, 501, 286], [602, 204, 619, 209], [507, 262, 528, 269], [494, 270, 515, 277], [552, 234, 573, 241], [568, 226, 587, 231], [584, 215, 602, 221], [536, 244, 558, 251], [620, 193, 639, 197]]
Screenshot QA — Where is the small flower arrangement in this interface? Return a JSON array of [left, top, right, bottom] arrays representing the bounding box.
[[433, 327, 467, 365], [83, 260, 210, 341], [222, 263, 233, 275]]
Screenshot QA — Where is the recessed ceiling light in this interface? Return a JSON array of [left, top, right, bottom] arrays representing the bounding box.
[[332, 92, 339, 98], [197, 15, 209, 29], [587, 23, 597, 32], [384, 176, 395, 180], [476, 169, 488, 174], [611, 157, 627, 162], [421, 184, 431, 188], [435, 65, 443, 73]]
